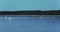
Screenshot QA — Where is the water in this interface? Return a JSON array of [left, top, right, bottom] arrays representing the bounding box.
[[0, 15, 60, 32]]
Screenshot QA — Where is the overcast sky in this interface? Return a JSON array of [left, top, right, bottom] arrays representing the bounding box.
[[0, 0, 59, 11]]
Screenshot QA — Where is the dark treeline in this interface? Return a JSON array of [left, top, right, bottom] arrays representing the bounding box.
[[0, 10, 60, 15]]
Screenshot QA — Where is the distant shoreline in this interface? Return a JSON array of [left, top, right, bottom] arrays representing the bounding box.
[[0, 10, 60, 15]]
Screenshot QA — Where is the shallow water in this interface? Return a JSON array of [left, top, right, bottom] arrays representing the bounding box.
[[0, 15, 60, 32]]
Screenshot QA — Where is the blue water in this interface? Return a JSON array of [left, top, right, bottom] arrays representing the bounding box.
[[0, 15, 60, 32], [0, 0, 59, 11]]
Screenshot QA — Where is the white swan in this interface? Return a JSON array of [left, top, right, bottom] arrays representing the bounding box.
[[8, 17, 11, 20]]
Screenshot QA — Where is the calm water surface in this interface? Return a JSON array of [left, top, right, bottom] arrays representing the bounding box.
[[0, 15, 60, 32]]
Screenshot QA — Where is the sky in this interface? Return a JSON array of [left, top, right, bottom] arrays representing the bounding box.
[[0, 0, 59, 11]]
